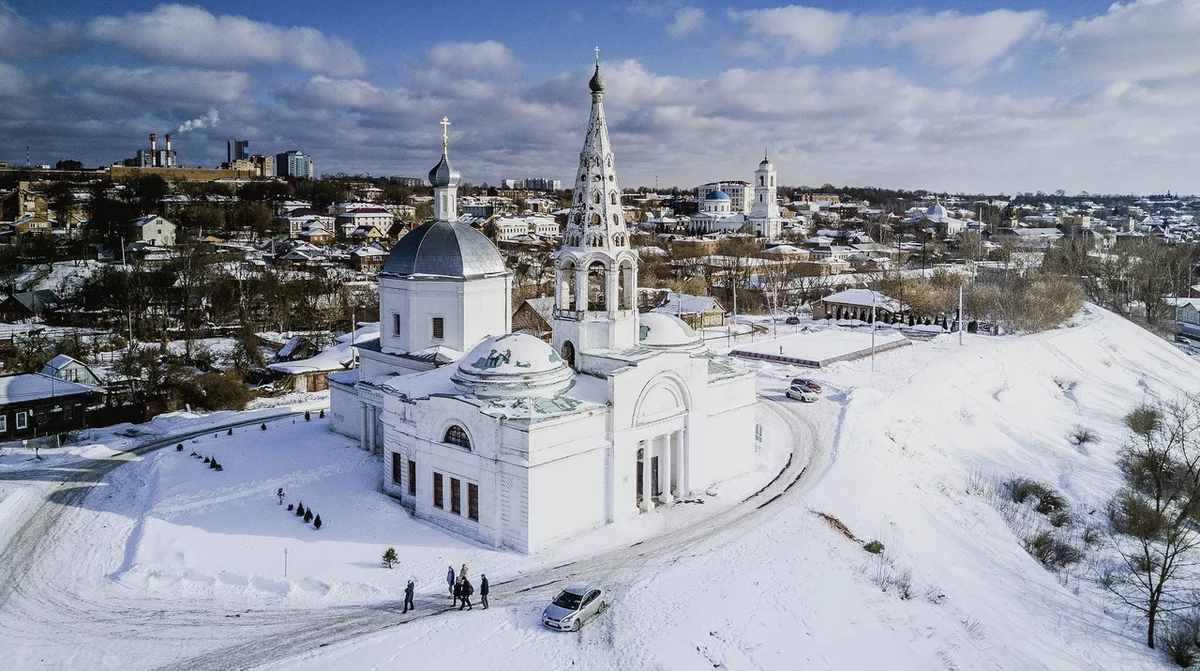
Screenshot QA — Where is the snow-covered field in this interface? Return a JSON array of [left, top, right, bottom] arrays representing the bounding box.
[[2, 305, 1198, 670]]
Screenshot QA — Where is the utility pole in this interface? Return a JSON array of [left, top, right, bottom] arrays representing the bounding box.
[[284, 548, 288, 577], [958, 283, 964, 346]]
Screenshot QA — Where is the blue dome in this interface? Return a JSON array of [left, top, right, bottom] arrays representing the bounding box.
[[706, 190, 730, 201]]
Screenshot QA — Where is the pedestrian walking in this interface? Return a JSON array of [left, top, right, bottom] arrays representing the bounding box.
[[446, 566, 455, 598], [403, 580, 415, 614], [459, 578, 473, 610], [276, 488, 284, 505], [453, 578, 463, 607], [480, 574, 489, 610], [460, 563, 468, 582]]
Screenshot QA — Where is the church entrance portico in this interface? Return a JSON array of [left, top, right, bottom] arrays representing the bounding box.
[[635, 429, 685, 512]]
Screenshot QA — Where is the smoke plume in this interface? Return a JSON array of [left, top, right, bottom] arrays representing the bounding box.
[[177, 108, 220, 133]]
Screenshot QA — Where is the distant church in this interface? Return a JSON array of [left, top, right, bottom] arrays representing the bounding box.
[[690, 156, 784, 238], [329, 59, 759, 553]]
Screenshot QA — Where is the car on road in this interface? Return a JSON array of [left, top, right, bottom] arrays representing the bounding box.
[[542, 586, 607, 631], [790, 377, 822, 393], [786, 384, 819, 403]]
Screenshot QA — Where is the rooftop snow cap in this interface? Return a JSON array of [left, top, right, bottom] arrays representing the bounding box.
[[380, 220, 507, 278], [452, 332, 575, 398], [638, 313, 705, 351]]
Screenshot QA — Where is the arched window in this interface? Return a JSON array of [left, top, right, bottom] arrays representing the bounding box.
[[588, 261, 607, 311], [443, 425, 471, 449], [592, 213, 601, 226], [758, 176, 764, 186], [610, 191, 617, 205], [562, 341, 576, 368], [592, 191, 600, 204]]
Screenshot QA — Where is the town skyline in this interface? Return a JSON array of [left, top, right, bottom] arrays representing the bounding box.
[[1, 1, 1197, 194]]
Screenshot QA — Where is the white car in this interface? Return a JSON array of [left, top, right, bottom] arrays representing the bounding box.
[[542, 586, 607, 631], [786, 384, 819, 403]]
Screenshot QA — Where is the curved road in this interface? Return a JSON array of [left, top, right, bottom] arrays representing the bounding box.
[[0, 393, 834, 671]]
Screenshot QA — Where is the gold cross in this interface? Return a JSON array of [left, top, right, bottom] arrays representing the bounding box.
[[440, 116, 451, 153]]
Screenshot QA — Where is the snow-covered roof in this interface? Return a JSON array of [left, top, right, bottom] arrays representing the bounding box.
[[451, 332, 573, 399], [0, 372, 102, 405], [651, 292, 722, 316], [817, 289, 899, 311], [268, 331, 380, 375]]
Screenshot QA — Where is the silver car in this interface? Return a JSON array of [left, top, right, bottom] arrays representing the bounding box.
[[786, 383, 819, 403], [542, 586, 607, 631]]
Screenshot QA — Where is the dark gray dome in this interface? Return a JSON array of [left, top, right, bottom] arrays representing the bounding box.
[[589, 63, 604, 94], [381, 220, 507, 278], [428, 153, 460, 188]]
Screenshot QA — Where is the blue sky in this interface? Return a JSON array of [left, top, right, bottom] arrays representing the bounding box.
[[1, 1, 1198, 193]]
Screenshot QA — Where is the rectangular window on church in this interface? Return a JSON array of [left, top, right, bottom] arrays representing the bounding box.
[[450, 478, 461, 515], [433, 472, 443, 509], [408, 460, 416, 496], [393, 314, 401, 335], [432, 317, 444, 340], [392, 453, 403, 485], [468, 484, 479, 521]]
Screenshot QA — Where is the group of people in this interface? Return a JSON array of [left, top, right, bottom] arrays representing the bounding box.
[[447, 564, 489, 610], [399, 563, 490, 615]]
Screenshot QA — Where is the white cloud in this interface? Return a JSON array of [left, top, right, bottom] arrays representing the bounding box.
[[426, 40, 521, 72], [727, 6, 852, 57], [87, 4, 365, 76], [1057, 0, 1200, 81], [667, 7, 706, 37], [0, 5, 80, 59], [76, 66, 249, 104], [891, 10, 1046, 79], [176, 108, 219, 133], [727, 5, 1043, 77]]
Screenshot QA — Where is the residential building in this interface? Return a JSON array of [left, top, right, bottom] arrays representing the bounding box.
[[131, 215, 177, 247], [276, 150, 314, 178], [0, 372, 105, 441]]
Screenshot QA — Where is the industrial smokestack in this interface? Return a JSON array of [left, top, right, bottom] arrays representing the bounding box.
[[165, 134, 172, 167], [227, 140, 231, 164], [150, 133, 158, 167]]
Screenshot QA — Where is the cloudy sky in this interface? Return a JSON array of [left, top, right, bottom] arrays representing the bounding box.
[[1, 1, 1197, 194]]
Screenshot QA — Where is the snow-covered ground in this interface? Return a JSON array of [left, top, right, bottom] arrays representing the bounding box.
[[2, 305, 1199, 670]]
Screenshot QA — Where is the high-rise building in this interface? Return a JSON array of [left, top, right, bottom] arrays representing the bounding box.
[[275, 150, 314, 178]]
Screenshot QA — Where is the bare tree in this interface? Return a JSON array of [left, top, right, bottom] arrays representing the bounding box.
[[1108, 398, 1200, 649]]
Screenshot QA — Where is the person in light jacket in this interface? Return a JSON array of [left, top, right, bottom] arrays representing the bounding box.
[[446, 566, 456, 598]]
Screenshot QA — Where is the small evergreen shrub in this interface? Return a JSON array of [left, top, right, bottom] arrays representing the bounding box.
[[204, 456, 211, 464], [227, 428, 233, 436], [305, 410, 311, 421], [863, 540, 885, 554], [296, 503, 305, 516], [261, 423, 267, 431], [303, 509, 313, 523], [382, 547, 398, 568], [313, 514, 322, 530], [176, 444, 183, 451], [319, 409, 325, 418], [287, 503, 294, 511]]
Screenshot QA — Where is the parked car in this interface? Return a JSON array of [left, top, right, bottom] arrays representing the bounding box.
[[790, 377, 822, 393], [785, 316, 801, 325], [1176, 334, 1191, 344], [786, 384, 819, 403], [542, 586, 607, 631]]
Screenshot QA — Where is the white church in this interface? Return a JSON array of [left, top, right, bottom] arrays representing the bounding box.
[[689, 157, 784, 238], [329, 60, 759, 553]]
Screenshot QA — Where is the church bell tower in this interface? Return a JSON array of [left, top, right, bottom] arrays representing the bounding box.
[[552, 51, 639, 370]]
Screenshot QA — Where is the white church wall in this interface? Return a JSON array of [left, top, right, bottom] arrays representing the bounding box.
[[328, 381, 360, 439], [690, 402, 756, 490], [526, 445, 608, 551], [379, 276, 511, 356]]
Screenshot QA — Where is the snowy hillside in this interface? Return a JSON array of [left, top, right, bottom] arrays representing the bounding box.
[[263, 307, 1200, 671], [2, 305, 1199, 670]]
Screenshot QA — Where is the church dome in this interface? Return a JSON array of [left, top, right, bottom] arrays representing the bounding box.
[[589, 63, 605, 93], [925, 201, 948, 218], [452, 332, 575, 398], [706, 190, 730, 201], [639, 313, 704, 350], [381, 220, 507, 278], [428, 153, 460, 188]]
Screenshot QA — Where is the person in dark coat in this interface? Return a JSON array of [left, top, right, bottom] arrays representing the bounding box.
[[479, 574, 489, 610], [446, 566, 456, 598], [459, 578, 473, 610], [403, 580, 415, 613], [453, 578, 463, 607]]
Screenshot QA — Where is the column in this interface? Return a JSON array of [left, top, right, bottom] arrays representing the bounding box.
[[606, 264, 619, 316], [659, 434, 674, 504], [367, 407, 376, 454], [576, 267, 588, 312], [639, 442, 654, 512], [360, 405, 369, 451]]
